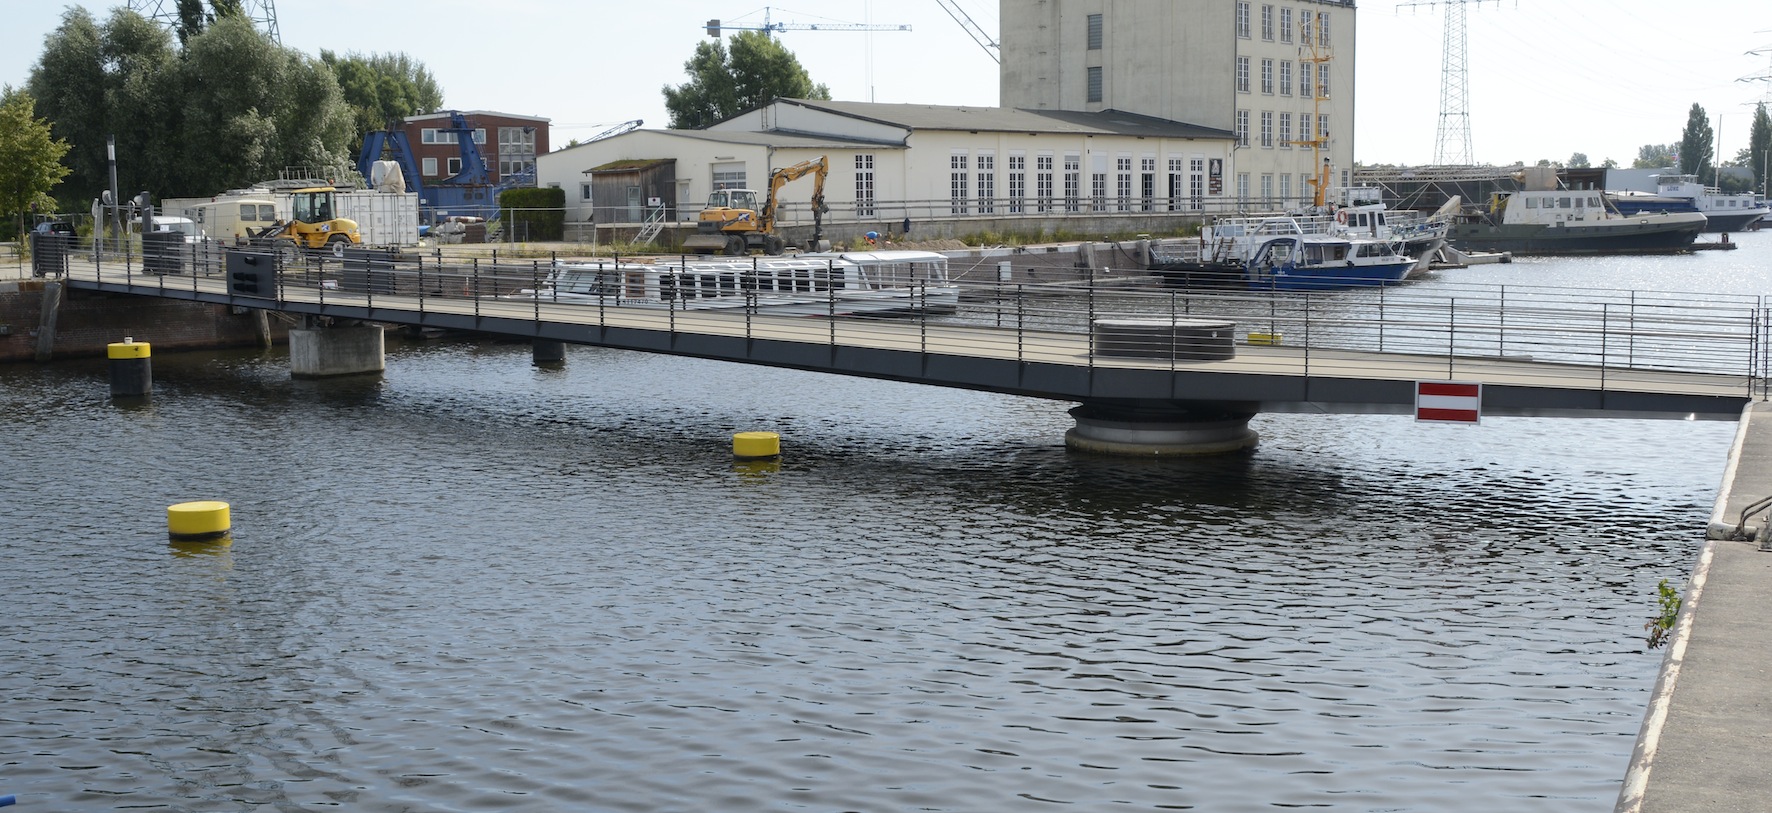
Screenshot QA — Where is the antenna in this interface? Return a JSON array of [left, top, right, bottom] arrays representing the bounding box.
[[1400, 0, 1505, 165], [128, 0, 281, 43], [935, 0, 1000, 64]]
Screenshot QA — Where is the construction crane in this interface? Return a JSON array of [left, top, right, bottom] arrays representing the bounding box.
[[586, 120, 643, 143], [705, 7, 909, 38], [935, 0, 999, 64]]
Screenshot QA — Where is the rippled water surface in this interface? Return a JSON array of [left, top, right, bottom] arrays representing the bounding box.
[[0, 244, 1757, 811]]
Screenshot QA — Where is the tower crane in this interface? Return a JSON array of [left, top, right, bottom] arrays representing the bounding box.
[[705, 7, 909, 37], [935, 0, 999, 64]]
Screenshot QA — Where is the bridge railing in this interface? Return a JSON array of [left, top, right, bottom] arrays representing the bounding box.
[[54, 236, 1770, 393]]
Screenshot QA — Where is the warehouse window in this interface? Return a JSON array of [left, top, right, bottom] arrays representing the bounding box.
[[854, 154, 875, 217], [1087, 14, 1103, 49], [1087, 67, 1103, 103]]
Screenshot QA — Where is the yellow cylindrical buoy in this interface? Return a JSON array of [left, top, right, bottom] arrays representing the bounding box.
[[732, 431, 781, 460], [108, 337, 152, 398], [167, 501, 231, 542]]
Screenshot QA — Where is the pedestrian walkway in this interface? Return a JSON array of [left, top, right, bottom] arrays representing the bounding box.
[[1618, 401, 1772, 812]]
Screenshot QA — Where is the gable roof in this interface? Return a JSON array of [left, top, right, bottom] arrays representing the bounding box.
[[776, 99, 1234, 141]]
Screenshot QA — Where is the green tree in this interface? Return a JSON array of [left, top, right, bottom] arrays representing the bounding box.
[[174, 0, 245, 44], [1679, 103, 1714, 181], [27, 7, 179, 209], [29, 8, 354, 203], [663, 32, 830, 129], [321, 50, 444, 155], [1748, 103, 1771, 196], [1633, 143, 1675, 169], [1567, 152, 1590, 168], [1601, 157, 1619, 169], [0, 86, 72, 239]]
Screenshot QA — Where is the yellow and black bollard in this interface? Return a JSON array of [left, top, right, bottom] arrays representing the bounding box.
[[108, 337, 152, 398]]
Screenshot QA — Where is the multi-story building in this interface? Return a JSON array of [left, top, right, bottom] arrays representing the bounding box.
[[398, 110, 551, 186], [1000, 0, 1355, 209]]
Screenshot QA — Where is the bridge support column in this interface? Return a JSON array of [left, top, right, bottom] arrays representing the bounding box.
[[532, 339, 566, 365], [289, 324, 384, 378], [1064, 403, 1258, 456]]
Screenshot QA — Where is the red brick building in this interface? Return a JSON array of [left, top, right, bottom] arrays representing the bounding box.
[[399, 111, 551, 185]]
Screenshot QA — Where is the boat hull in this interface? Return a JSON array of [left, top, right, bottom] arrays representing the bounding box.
[[1249, 259, 1415, 291], [1448, 220, 1702, 256]]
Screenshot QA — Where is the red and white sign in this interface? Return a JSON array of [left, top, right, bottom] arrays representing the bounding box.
[[1416, 381, 1482, 423]]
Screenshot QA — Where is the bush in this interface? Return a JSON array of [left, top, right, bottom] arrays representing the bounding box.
[[499, 187, 565, 241]]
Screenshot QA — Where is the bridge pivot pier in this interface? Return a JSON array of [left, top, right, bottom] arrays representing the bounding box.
[[289, 321, 385, 378], [1065, 401, 1258, 456], [532, 340, 567, 366]]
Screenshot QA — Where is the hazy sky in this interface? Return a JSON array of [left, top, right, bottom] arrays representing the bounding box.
[[5, 1, 1770, 169]]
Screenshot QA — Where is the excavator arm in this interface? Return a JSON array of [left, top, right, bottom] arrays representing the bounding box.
[[759, 156, 830, 242]]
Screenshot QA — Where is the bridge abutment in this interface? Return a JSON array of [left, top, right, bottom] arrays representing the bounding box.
[[289, 324, 385, 378], [1064, 402, 1259, 456]]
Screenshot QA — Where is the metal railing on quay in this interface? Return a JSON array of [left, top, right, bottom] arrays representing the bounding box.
[[44, 236, 1772, 395]]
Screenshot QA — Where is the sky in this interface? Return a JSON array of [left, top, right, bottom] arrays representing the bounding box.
[[4, 1, 1771, 170]]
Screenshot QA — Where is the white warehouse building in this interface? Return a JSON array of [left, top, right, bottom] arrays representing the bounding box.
[[534, 98, 1236, 243]]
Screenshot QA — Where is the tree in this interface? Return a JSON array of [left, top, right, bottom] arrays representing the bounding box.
[[174, 0, 245, 44], [321, 50, 444, 155], [663, 31, 830, 129], [1601, 157, 1619, 169], [1633, 143, 1675, 169], [1567, 152, 1590, 169], [0, 86, 72, 238], [1679, 103, 1714, 181], [1748, 102, 1771, 196], [28, 8, 355, 204]]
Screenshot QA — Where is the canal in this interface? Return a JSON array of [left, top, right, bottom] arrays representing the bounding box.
[[1, 234, 1767, 811]]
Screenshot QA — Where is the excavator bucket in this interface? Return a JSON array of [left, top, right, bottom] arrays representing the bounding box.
[[682, 233, 734, 254]]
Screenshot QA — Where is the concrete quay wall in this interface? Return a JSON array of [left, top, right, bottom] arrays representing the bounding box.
[[0, 278, 283, 363], [1620, 401, 1772, 812]]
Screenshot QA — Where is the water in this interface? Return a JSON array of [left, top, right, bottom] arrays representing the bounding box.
[[2, 236, 1766, 812]]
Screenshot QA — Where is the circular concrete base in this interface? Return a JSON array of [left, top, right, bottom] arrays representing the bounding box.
[[1065, 410, 1259, 456]]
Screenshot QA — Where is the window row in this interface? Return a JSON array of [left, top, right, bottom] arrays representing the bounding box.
[[1236, 112, 1329, 149], [948, 152, 1219, 213], [1237, 57, 1331, 97], [1238, 2, 1330, 45]]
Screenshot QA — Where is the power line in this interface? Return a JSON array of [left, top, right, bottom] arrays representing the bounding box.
[[1398, 0, 1506, 165]]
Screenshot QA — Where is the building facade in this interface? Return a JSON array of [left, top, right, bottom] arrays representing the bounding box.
[[1000, 0, 1356, 209], [534, 99, 1237, 237], [399, 111, 551, 186]]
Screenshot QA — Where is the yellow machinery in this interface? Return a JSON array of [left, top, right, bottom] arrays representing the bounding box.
[[683, 157, 829, 255], [260, 187, 362, 260]]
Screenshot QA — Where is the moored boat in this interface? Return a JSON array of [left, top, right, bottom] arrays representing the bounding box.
[[1244, 234, 1415, 291], [506, 250, 960, 316], [1607, 174, 1769, 233], [1449, 167, 1705, 255]]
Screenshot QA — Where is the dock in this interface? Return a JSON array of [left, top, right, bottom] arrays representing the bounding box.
[[1618, 401, 1772, 812]]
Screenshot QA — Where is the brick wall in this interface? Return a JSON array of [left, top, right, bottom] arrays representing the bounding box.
[[0, 282, 286, 363]]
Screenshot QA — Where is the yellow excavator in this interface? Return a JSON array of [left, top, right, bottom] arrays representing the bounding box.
[[683, 156, 829, 255]]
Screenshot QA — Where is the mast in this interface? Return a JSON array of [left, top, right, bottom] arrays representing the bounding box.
[[1285, 12, 1334, 207]]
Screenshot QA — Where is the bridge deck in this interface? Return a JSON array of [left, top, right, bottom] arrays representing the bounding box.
[[55, 254, 1762, 419]]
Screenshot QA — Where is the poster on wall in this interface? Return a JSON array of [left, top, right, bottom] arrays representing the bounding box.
[[1208, 158, 1223, 195]]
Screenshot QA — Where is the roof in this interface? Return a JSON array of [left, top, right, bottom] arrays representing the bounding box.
[[549, 128, 903, 158], [404, 110, 551, 124], [588, 159, 674, 172], [775, 99, 1234, 140]]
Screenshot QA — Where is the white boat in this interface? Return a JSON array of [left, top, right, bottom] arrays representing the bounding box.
[[508, 249, 960, 316], [1244, 233, 1417, 291], [1608, 174, 1770, 233]]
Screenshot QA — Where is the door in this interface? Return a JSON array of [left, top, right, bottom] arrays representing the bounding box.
[[626, 186, 642, 222]]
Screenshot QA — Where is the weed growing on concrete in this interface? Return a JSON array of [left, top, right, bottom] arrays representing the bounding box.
[[1644, 578, 1681, 649]]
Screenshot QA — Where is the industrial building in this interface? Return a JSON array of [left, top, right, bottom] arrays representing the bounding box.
[[398, 110, 550, 186], [1002, 0, 1357, 207]]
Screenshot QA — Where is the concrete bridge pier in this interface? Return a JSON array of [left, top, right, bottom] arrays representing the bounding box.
[[532, 339, 567, 366], [1064, 401, 1259, 456], [289, 321, 385, 378]]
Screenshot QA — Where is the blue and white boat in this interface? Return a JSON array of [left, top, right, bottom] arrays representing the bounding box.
[[1608, 174, 1768, 233], [1244, 234, 1415, 291]]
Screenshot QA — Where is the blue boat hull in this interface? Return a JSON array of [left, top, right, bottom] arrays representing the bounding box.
[[1249, 259, 1415, 291]]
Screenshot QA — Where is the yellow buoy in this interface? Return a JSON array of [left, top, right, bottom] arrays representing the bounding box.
[[167, 501, 231, 541], [732, 431, 781, 460]]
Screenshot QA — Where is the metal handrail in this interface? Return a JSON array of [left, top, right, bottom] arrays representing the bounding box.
[[1731, 493, 1772, 544]]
